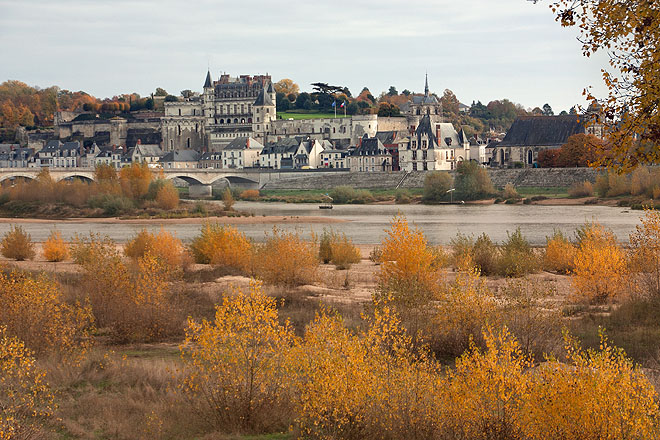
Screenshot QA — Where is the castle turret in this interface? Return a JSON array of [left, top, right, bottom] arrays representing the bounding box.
[[202, 70, 214, 128], [252, 86, 276, 143], [266, 81, 276, 105]]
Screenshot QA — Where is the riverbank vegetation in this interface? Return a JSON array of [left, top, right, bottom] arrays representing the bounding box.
[[0, 165, 243, 219], [2, 210, 660, 438]]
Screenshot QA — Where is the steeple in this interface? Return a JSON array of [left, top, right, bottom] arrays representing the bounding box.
[[424, 73, 429, 97], [203, 70, 212, 89]]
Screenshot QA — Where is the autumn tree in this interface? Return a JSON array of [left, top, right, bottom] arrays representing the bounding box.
[[155, 180, 179, 210], [543, 229, 576, 274], [558, 133, 601, 167], [189, 223, 253, 271], [572, 222, 628, 302], [422, 171, 453, 202], [274, 78, 299, 97], [550, 0, 660, 171], [0, 225, 35, 261], [119, 162, 152, 199], [181, 281, 298, 433], [253, 228, 318, 286]]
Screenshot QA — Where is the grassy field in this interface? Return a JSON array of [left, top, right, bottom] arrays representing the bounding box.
[[515, 186, 570, 198], [277, 111, 345, 120]]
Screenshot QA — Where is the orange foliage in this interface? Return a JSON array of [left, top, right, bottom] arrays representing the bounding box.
[[239, 189, 260, 200], [543, 230, 576, 274], [42, 229, 69, 262], [0, 225, 35, 261], [125, 228, 187, 273], [155, 181, 179, 210], [189, 223, 253, 271], [119, 162, 153, 199]]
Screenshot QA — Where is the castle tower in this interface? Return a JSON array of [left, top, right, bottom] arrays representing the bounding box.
[[202, 70, 214, 127], [252, 86, 276, 143], [267, 81, 276, 105]]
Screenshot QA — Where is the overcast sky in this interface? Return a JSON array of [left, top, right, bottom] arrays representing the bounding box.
[[0, 0, 610, 113]]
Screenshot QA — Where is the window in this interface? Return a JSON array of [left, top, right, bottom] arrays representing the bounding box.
[[178, 109, 181, 116], [422, 150, 427, 160], [422, 140, 427, 148], [412, 162, 417, 171], [412, 150, 417, 160], [412, 140, 417, 149]]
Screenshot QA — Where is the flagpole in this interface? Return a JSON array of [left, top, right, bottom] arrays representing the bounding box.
[[344, 101, 346, 118], [334, 100, 337, 118]]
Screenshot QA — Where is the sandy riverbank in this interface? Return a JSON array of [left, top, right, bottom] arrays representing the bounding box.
[[0, 214, 346, 225]]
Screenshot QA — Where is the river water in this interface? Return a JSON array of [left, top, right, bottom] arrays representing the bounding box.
[[0, 202, 644, 245]]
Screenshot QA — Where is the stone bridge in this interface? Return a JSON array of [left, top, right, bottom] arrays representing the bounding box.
[[0, 168, 351, 197]]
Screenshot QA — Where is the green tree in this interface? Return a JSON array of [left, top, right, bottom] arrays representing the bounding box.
[[387, 86, 398, 96], [154, 87, 168, 96], [542, 103, 554, 116], [423, 171, 453, 202], [454, 161, 495, 200]]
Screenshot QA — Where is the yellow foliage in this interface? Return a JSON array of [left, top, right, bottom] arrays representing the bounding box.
[[222, 187, 235, 211], [445, 326, 531, 438], [572, 223, 628, 302], [239, 189, 260, 200], [70, 232, 116, 266], [543, 230, 576, 274], [520, 331, 660, 440], [375, 215, 441, 308], [0, 271, 93, 358], [318, 230, 361, 269], [254, 228, 318, 286], [155, 181, 179, 210], [42, 229, 69, 262], [0, 327, 56, 440], [434, 269, 497, 355], [181, 281, 297, 432], [629, 208, 660, 296], [190, 223, 252, 271], [0, 225, 35, 261]]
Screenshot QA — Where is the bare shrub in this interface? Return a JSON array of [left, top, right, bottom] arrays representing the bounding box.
[[502, 183, 520, 199], [1, 225, 35, 261], [568, 181, 594, 197]]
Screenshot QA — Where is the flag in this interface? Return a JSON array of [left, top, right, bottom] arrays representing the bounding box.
[[340, 101, 345, 108], [332, 101, 336, 107]]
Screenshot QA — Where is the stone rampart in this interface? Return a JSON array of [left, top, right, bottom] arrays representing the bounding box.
[[261, 168, 604, 190]]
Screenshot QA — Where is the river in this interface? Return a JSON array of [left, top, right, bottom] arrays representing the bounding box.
[[0, 202, 644, 245]]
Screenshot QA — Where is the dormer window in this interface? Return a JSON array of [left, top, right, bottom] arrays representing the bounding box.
[[412, 140, 417, 149]]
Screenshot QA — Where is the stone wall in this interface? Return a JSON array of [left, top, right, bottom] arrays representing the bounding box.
[[261, 168, 603, 190]]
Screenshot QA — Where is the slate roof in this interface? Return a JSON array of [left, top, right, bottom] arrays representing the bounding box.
[[414, 114, 438, 147], [497, 115, 585, 147], [253, 87, 274, 106], [261, 138, 299, 155], [266, 81, 274, 94], [352, 138, 387, 156], [204, 70, 213, 88], [224, 137, 264, 151], [134, 144, 163, 157], [160, 150, 201, 162], [0, 144, 19, 153], [436, 123, 462, 148]]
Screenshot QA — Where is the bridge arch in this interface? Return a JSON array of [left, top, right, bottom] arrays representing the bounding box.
[[54, 172, 95, 183], [163, 174, 205, 186], [209, 175, 260, 187], [0, 173, 36, 184]]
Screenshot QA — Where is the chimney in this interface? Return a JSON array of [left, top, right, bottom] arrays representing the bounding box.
[[137, 138, 141, 145]]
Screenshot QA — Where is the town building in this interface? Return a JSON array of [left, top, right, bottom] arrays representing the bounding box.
[[491, 115, 601, 167], [159, 150, 201, 169], [348, 136, 393, 172], [221, 137, 263, 169]]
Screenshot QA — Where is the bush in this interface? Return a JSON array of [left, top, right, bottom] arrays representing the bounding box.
[[543, 230, 576, 274], [70, 232, 117, 266], [88, 193, 135, 216], [318, 229, 333, 264], [502, 183, 520, 200], [497, 228, 539, 277], [42, 229, 69, 262], [189, 223, 252, 271], [568, 181, 594, 197], [423, 171, 453, 202], [330, 233, 361, 270], [394, 189, 412, 204], [0, 270, 93, 357], [329, 186, 356, 204], [1, 225, 35, 261], [472, 233, 499, 276], [239, 189, 260, 200], [450, 232, 475, 271], [0, 326, 56, 439], [222, 187, 235, 211], [254, 228, 318, 286], [155, 181, 179, 210], [572, 222, 628, 302], [125, 228, 187, 273], [182, 282, 297, 433], [454, 161, 496, 200], [629, 208, 660, 296], [369, 246, 382, 264]]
